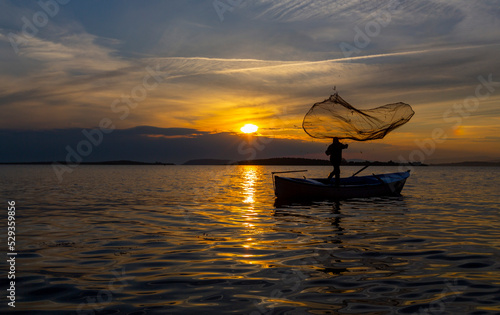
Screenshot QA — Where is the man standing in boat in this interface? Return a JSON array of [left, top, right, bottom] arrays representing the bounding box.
[[326, 137, 348, 186]]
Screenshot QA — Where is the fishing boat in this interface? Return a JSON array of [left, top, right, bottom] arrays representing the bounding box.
[[273, 170, 410, 200], [274, 91, 414, 200]]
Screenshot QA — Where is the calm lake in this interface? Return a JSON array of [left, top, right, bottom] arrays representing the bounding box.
[[1, 165, 500, 314]]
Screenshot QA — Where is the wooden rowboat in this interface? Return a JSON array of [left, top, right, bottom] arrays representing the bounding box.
[[273, 170, 410, 200]]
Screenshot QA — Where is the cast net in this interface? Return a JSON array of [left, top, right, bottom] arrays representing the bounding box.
[[302, 93, 414, 141]]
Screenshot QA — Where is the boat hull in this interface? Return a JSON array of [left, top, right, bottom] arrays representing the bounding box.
[[274, 171, 410, 200]]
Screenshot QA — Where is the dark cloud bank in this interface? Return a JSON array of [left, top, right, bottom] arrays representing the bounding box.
[[0, 126, 326, 164]]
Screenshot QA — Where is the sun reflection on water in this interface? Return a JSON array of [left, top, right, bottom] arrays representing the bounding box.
[[236, 166, 269, 264], [6, 166, 500, 313], [242, 166, 258, 204]]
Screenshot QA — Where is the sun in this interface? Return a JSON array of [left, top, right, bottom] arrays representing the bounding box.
[[240, 124, 259, 134]]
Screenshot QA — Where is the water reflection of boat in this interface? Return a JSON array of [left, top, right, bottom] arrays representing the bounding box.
[[273, 197, 409, 278], [273, 200, 348, 275], [273, 171, 410, 200]]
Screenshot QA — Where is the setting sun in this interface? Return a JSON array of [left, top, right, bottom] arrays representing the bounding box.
[[240, 124, 259, 134]]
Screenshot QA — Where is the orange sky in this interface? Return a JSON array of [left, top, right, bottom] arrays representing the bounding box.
[[1, 1, 499, 163]]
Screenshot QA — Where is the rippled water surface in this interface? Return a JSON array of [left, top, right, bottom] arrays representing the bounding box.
[[1, 165, 500, 314]]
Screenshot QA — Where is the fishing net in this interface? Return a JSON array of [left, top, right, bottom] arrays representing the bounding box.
[[302, 93, 414, 141]]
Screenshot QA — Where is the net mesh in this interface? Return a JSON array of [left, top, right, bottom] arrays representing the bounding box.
[[302, 93, 414, 141]]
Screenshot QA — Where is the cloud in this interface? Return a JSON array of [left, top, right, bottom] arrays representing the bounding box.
[[0, 1, 499, 163], [15, 34, 128, 72], [2, 30, 499, 134], [0, 126, 325, 164], [3, 125, 495, 165]]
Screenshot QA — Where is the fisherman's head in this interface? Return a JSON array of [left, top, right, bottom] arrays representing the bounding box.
[[332, 137, 339, 143]]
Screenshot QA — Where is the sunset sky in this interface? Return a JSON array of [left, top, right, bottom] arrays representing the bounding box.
[[1, 0, 500, 164]]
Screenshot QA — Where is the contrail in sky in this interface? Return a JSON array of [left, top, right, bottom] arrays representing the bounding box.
[[153, 43, 499, 78]]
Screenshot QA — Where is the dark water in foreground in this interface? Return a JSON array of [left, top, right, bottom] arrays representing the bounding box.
[[1, 165, 500, 314]]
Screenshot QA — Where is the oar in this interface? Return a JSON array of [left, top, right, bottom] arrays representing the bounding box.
[[351, 164, 370, 177]]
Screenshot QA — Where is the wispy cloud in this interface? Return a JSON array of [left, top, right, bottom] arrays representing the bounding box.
[[1, 1, 499, 162]]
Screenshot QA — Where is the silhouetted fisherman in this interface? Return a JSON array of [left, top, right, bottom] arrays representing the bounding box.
[[326, 137, 348, 186]]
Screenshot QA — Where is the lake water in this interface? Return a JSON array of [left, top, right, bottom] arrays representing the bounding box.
[[1, 165, 500, 314]]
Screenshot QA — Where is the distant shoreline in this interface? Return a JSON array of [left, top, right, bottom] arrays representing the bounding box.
[[0, 160, 174, 166], [1, 157, 499, 166]]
